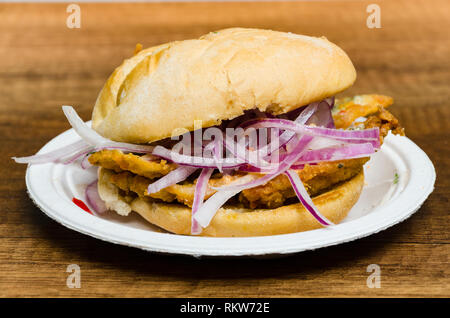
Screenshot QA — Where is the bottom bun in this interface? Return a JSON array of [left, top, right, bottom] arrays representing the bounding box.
[[98, 168, 364, 237]]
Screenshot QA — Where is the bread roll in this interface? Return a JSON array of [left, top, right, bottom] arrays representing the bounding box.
[[92, 28, 356, 144]]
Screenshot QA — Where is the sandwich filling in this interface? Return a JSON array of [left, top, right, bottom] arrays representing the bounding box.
[[87, 94, 403, 232], [90, 150, 368, 209]]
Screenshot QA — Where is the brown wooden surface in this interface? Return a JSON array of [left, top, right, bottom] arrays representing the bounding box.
[[0, 1, 448, 298]]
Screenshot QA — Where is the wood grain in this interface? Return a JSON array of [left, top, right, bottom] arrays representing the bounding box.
[[0, 0, 448, 297]]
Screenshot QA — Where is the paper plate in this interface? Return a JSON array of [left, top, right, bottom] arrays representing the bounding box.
[[25, 128, 435, 257]]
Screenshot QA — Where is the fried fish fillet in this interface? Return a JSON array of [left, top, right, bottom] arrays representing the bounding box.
[[105, 157, 367, 209], [362, 107, 405, 141], [240, 158, 368, 208], [333, 94, 404, 142], [89, 150, 177, 179], [333, 94, 394, 129]]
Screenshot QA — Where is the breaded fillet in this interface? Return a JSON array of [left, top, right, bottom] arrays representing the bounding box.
[[89, 150, 177, 179], [333, 94, 394, 129], [108, 171, 241, 207], [240, 158, 368, 208], [105, 157, 367, 209]]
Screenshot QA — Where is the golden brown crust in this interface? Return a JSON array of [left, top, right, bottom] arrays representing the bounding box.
[[98, 167, 364, 237], [88, 149, 177, 179], [100, 157, 367, 209], [91, 43, 171, 130], [92, 28, 356, 143]]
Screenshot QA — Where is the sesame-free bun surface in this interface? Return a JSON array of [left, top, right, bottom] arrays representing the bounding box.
[[92, 28, 356, 144], [98, 168, 364, 237]]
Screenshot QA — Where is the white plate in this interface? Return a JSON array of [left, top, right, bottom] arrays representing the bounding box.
[[25, 128, 435, 257]]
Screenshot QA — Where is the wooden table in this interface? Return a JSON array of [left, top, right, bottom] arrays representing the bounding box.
[[0, 1, 448, 298]]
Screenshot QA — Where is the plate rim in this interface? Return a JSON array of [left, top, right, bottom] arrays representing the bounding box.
[[25, 129, 436, 257]]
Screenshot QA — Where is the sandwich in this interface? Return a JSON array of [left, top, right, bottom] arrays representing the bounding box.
[[14, 28, 404, 237]]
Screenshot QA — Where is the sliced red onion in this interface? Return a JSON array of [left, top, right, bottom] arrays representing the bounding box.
[[15, 107, 155, 167], [85, 180, 107, 214], [296, 143, 375, 164], [296, 102, 320, 124], [14, 142, 155, 167], [193, 174, 258, 228], [62, 106, 155, 153], [62, 148, 94, 165], [286, 163, 306, 170], [305, 136, 345, 150], [64, 144, 158, 168], [62, 106, 109, 146], [152, 145, 245, 169], [223, 133, 273, 169], [203, 141, 215, 155], [307, 101, 335, 129], [237, 165, 275, 173], [12, 139, 90, 164], [251, 142, 374, 172], [204, 138, 224, 172], [245, 118, 380, 141], [98, 142, 155, 154], [247, 102, 318, 164], [275, 142, 375, 165], [239, 99, 336, 165], [191, 168, 214, 235], [285, 169, 333, 226], [213, 139, 223, 172], [80, 154, 93, 169], [212, 135, 314, 192], [147, 166, 198, 194], [324, 96, 335, 108], [221, 102, 313, 168], [64, 142, 160, 167]]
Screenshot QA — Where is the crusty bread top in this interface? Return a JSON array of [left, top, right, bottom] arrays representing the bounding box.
[[92, 28, 356, 143]]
